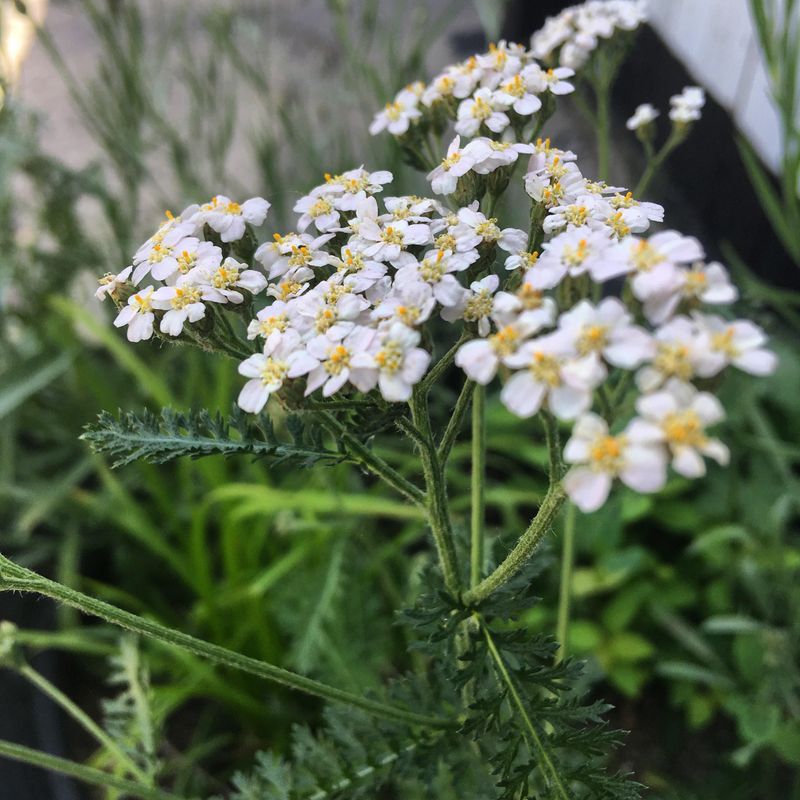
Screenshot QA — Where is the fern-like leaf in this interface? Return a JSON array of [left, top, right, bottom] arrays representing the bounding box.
[[81, 406, 343, 468]]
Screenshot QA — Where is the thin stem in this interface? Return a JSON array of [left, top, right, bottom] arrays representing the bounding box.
[[555, 502, 576, 664], [480, 622, 572, 800], [317, 412, 425, 507], [0, 738, 181, 800], [634, 127, 686, 196], [409, 389, 462, 597], [596, 82, 611, 181], [463, 484, 566, 607], [17, 662, 149, 784], [419, 331, 468, 395], [437, 379, 476, 465], [470, 385, 486, 588], [0, 558, 453, 730]]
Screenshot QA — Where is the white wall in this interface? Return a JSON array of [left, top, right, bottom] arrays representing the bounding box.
[[647, 0, 782, 171]]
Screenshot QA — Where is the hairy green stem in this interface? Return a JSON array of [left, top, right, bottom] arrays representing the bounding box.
[[481, 622, 572, 800], [555, 502, 576, 664], [437, 378, 476, 465], [0, 738, 181, 800], [409, 389, 462, 597], [595, 83, 611, 181], [470, 385, 486, 588], [17, 661, 149, 784], [0, 557, 453, 730], [419, 332, 468, 395], [463, 484, 566, 606], [317, 413, 425, 507]]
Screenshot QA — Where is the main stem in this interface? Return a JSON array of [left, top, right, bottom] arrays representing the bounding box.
[[0, 558, 452, 730], [555, 501, 576, 664], [462, 413, 565, 607], [410, 388, 462, 597], [470, 385, 486, 588]]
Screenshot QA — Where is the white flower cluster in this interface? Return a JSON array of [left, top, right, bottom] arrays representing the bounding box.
[[531, 0, 647, 69], [626, 86, 706, 131], [98, 29, 776, 516], [370, 40, 575, 143], [97, 196, 270, 341]]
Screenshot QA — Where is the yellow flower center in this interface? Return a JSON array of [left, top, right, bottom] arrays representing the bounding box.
[[517, 283, 543, 309], [395, 304, 421, 326], [212, 265, 239, 289], [589, 435, 625, 472], [133, 293, 152, 312], [654, 343, 693, 380], [606, 211, 631, 239], [315, 307, 337, 333], [711, 327, 738, 357], [502, 74, 526, 98], [577, 324, 608, 355], [471, 95, 493, 121], [442, 151, 461, 170], [563, 238, 589, 267], [375, 341, 404, 373], [381, 225, 404, 245], [259, 313, 288, 336], [662, 410, 706, 447], [435, 232, 457, 251], [475, 219, 500, 241], [260, 357, 288, 386], [225, 201, 242, 215], [563, 205, 588, 226], [325, 344, 351, 374], [288, 245, 312, 268], [610, 191, 637, 209], [176, 250, 196, 273], [340, 248, 365, 273], [385, 100, 404, 121], [170, 286, 201, 309], [489, 325, 520, 356], [529, 351, 561, 387], [310, 198, 334, 218], [631, 240, 662, 272], [419, 251, 446, 283], [463, 290, 494, 322]]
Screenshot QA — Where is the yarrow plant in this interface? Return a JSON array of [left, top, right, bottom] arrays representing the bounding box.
[[0, 2, 779, 798]]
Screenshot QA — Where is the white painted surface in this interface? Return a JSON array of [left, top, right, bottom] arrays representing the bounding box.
[[648, 0, 783, 171]]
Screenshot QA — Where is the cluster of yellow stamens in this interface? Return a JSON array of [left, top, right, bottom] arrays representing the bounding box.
[[528, 351, 562, 386], [653, 343, 693, 381], [418, 251, 447, 283], [169, 286, 201, 309], [375, 341, 404, 373], [464, 289, 494, 322], [489, 325, 520, 356], [260, 357, 288, 386], [324, 344, 351, 374], [662, 410, 706, 448], [577, 324, 609, 355], [589, 435, 625, 472], [631, 240, 662, 272]]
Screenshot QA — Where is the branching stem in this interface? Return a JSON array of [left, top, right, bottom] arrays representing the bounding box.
[[470, 385, 486, 588]]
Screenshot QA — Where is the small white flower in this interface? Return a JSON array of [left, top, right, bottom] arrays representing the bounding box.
[[636, 315, 718, 391], [95, 266, 132, 301], [320, 167, 393, 211], [455, 298, 555, 385], [558, 298, 655, 369], [237, 331, 302, 413], [113, 286, 156, 342], [372, 280, 436, 328], [442, 274, 499, 336], [669, 85, 705, 122], [293, 279, 369, 339], [133, 208, 199, 267], [626, 103, 660, 130], [543, 194, 611, 234], [395, 250, 468, 309], [529, 64, 575, 96], [530, 227, 626, 288], [563, 413, 668, 513], [455, 87, 510, 137], [151, 284, 209, 337], [643, 261, 738, 324], [289, 325, 377, 398], [493, 70, 543, 116], [266, 233, 333, 280], [190, 257, 267, 304], [349, 322, 431, 401], [294, 193, 341, 233], [199, 195, 270, 242], [326, 245, 388, 293], [500, 329, 605, 420], [465, 137, 536, 175], [369, 86, 423, 136], [246, 300, 294, 348], [632, 379, 729, 478], [427, 136, 479, 196], [266, 267, 315, 302], [693, 313, 778, 377]]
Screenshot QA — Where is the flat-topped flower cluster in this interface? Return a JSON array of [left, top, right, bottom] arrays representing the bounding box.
[[96, 30, 776, 515], [531, 0, 647, 69]]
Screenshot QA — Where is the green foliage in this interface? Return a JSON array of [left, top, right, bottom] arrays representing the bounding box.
[[81, 407, 343, 469]]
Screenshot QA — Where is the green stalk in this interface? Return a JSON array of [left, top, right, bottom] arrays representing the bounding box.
[[555, 502, 576, 664], [463, 484, 566, 607], [0, 739, 181, 800], [595, 83, 611, 182], [481, 623, 572, 800], [0, 557, 453, 730], [16, 662, 150, 784], [409, 389, 462, 597], [470, 385, 486, 588], [463, 413, 565, 606], [317, 412, 425, 507], [437, 378, 476, 465]]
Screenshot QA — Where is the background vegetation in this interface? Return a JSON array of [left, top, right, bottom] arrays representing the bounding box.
[[0, 1, 797, 797]]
